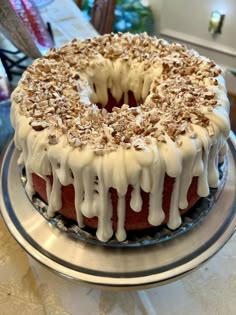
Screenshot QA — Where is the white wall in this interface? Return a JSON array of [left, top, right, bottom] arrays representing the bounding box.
[[149, 0, 236, 72]]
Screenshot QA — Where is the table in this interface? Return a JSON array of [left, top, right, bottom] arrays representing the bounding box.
[[0, 1, 236, 314]]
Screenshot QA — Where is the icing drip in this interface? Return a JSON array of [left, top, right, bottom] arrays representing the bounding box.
[[168, 176, 182, 229], [148, 147, 165, 226], [116, 194, 126, 242], [48, 168, 62, 217], [73, 170, 85, 227], [45, 177, 52, 205], [178, 138, 197, 210], [130, 184, 142, 212]]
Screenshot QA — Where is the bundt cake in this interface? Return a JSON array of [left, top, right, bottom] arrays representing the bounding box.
[[11, 33, 230, 242]]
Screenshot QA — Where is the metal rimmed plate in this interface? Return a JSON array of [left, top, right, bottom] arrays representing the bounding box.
[[0, 133, 236, 289]]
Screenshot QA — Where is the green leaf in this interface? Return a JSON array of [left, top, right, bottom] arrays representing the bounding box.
[[81, 0, 155, 34]]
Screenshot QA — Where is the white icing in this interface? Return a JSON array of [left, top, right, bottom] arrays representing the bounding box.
[[10, 39, 231, 243]]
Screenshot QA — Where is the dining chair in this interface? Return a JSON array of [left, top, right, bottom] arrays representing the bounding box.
[[74, 0, 83, 9], [90, 0, 116, 35]]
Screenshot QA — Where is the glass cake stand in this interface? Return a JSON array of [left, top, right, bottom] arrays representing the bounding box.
[[0, 133, 236, 290]]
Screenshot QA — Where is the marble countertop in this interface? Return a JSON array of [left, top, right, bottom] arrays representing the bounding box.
[[0, 1, 236, 314], [0, 210, 235, 315]]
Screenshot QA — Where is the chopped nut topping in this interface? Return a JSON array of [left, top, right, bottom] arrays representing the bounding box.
[[15, 33, 223, 152], [30, 120, 49, 131], [48, 133, 58, 145]]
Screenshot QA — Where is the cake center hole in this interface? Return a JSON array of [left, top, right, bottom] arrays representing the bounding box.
[[95, 88, 140, 113]]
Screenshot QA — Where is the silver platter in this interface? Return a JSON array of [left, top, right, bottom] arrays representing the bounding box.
[[0, 134, 236, 290]]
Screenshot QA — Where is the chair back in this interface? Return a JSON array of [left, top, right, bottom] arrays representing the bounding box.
[[91, 0, 116, 35]]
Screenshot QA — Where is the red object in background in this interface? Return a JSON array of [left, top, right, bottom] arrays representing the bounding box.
[[9, 0, 54, 49]]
